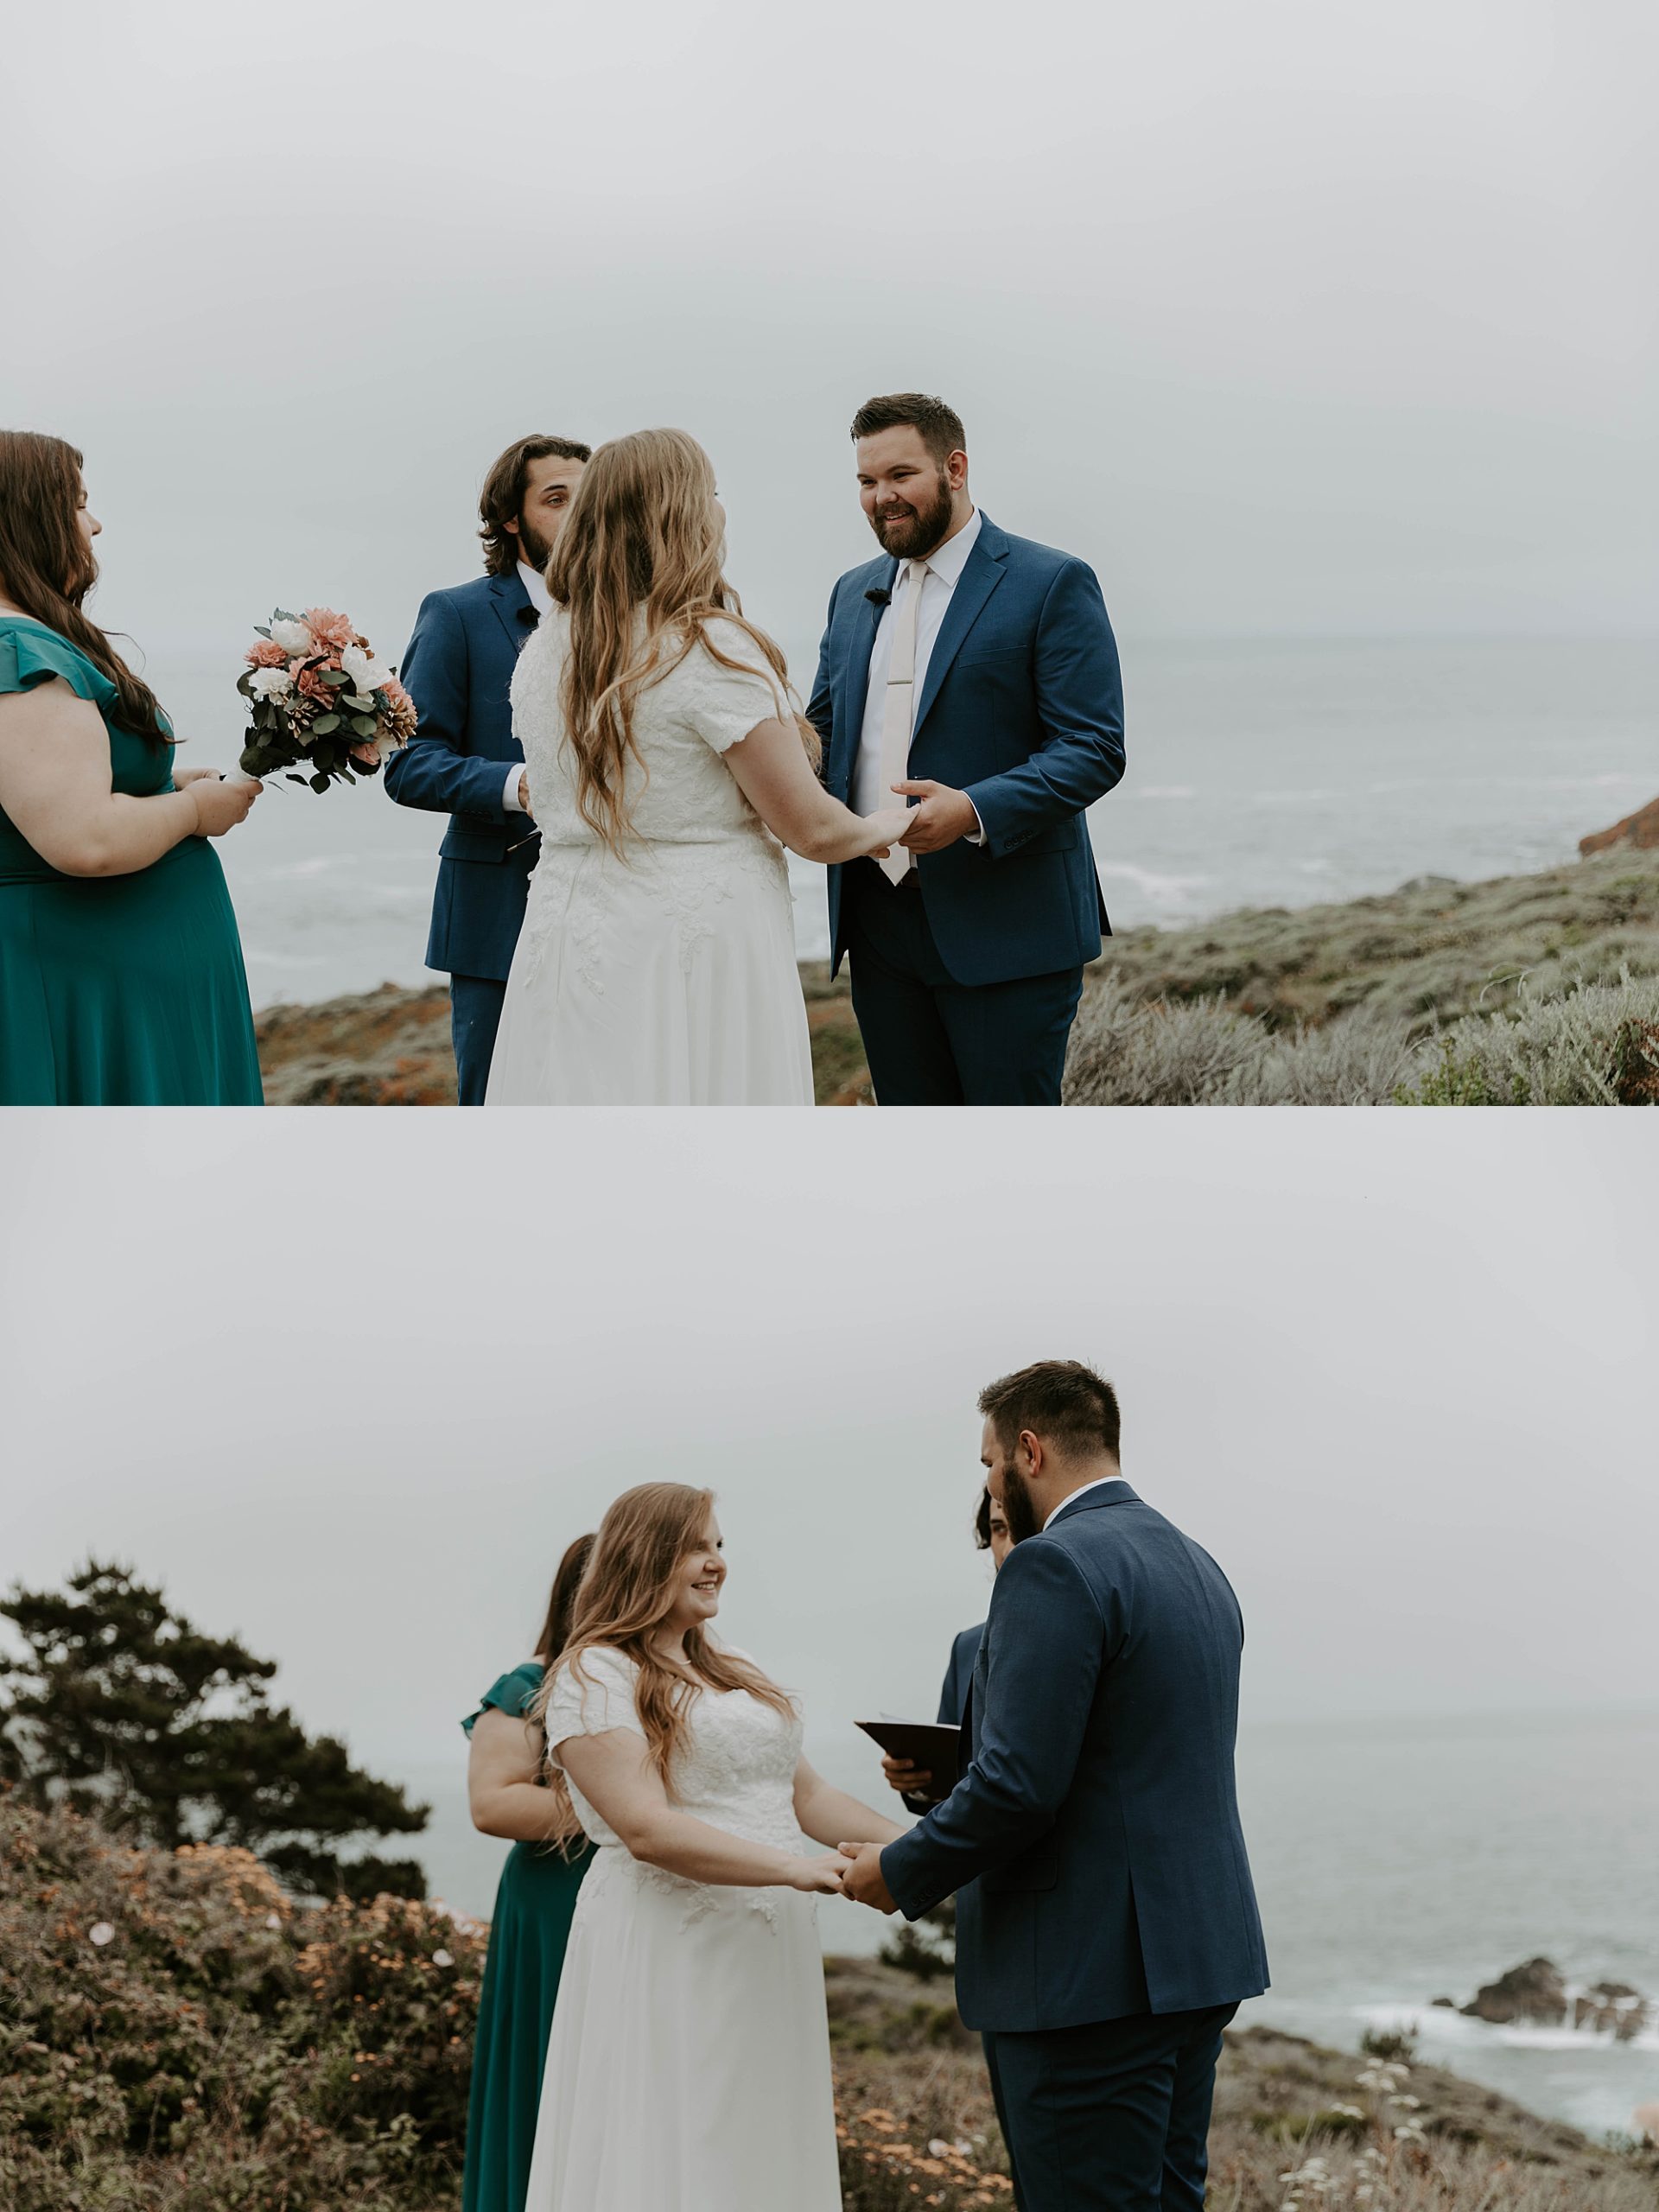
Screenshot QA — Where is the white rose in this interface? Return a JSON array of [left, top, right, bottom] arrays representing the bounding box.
[[340, 644, 385, 695], [248, 666, 295, 700], [267, 618, 313, 656]]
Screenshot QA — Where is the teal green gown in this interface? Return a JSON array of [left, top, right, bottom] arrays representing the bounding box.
[[461, 1663, 594, 2212], [0, 616, 263, 1104]]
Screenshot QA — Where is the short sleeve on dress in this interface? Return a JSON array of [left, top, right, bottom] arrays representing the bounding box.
[[543, 1647, 645, 1770], [460, 1659, 545, 1738], [0, 620, 118, 709], [683, 620, 791, 755]]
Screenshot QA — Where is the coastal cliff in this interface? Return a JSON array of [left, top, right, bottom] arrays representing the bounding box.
[[257, 846, 1659, 1106], [5, 1797, 1655, 2212]]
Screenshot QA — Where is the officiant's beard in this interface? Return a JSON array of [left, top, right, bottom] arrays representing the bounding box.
[[998, 1467, 1044, 1547], [871, 470, 955, 560], [515, 514, 556, 572]]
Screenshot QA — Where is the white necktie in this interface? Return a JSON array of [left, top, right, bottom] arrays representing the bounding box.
[[875, 558, 928, 886]]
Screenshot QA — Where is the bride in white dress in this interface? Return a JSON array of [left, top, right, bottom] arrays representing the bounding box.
[[486, 429, 910, 1105], [522, 1482, 905, 2212]]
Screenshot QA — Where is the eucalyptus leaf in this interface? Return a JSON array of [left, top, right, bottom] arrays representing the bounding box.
[[350, 715, 378, 739], [311, 713, 341, 735], [321, 669, 352, 688]]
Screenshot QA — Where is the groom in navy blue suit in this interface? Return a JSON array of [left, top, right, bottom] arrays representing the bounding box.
[[807, 395, 1125, 1105], [841, 1363, 1268, 2212], [386, 433, 590, 1103]]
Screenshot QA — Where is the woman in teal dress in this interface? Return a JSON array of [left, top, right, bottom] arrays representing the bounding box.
[[461, 1534, 597, 2212], [0, 430, 264, 1103]]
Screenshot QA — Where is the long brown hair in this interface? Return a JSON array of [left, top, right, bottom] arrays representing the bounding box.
[[531, 1483, 795, 1808], [0, 431, 170, 748], [546, 429, 817, 855], [533, 1533, 596, 1666]]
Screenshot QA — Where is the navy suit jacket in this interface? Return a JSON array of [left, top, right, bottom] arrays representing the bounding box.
[[385, 570, 540, 983], [882, 1482, 1268, 2034], [938, 1622, 984, 1728], [806, 515, 1125, 988]]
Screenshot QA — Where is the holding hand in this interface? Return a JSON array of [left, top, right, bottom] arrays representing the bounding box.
[[892, 779, 978, 853], [517, 768, 534, 817], [859, 806, 913, 859], [837, 1840, 898, 1913], [785, 1851, 849, 1895], [188, 773, 263, 837]]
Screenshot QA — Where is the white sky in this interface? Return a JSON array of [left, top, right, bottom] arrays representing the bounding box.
[[4, 0, 1655, 678], [2, 1111, 1654, 1789]]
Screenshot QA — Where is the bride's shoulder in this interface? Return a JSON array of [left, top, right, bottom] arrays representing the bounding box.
[[557, 1642, 635, 1679]]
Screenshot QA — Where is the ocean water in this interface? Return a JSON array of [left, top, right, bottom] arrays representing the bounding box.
[[403, 1705, 1659, 2143], [140, 636, 1657, 1014]]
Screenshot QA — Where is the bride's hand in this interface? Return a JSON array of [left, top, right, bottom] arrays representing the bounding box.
[[860, 806, 913, 859], [784, 1851, 849, 1895]]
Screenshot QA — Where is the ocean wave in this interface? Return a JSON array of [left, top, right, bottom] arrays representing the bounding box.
[[1096, 862, 1214, 901], [1359, 2000, 1659, 2058]]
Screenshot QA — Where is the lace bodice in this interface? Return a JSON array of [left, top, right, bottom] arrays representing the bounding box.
[[512, 613, 791, 849], [545, 1646, 806, 1867]]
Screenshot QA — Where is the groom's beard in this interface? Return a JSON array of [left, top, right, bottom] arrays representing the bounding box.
[[998, 1470, 1044, 1547], [870, 470, 955, 560]]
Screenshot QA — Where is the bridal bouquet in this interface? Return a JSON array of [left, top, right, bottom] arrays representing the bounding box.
[[237, 607, 417, 790]]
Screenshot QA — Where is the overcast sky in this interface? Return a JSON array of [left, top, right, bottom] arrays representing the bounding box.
[[3, 1111, 1654, 1794], [4, 0, 1655, 687]]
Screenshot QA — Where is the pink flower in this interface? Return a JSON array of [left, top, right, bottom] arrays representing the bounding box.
[[246, 639, 289, 668], [296, 665, 335, 702], [379, 673, 411, 708], [302, 607, 356, 652]]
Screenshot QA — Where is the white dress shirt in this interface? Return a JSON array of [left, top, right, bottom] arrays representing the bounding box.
[[502, 562, 553, 815], [852, 505, 985, 833], [1043, 1473, 1128, 1531]]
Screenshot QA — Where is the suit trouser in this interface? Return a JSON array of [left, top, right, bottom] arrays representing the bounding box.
[[449, 975, 508, 1107], [840, 860, 1084, 1106], [982, 2004, 1238, 2212]]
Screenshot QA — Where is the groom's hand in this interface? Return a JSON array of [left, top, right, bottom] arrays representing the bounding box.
[[837, 1841, 898, 1914], [892, 779, 979, 852]]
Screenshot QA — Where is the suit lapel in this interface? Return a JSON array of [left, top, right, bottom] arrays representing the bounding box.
[[912, 524, 1008, 741], [840, 561, 898, 782], [490, 570, 534, 657]]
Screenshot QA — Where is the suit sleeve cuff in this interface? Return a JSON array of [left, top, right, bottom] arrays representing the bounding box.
[[502, 762, 525, 814]]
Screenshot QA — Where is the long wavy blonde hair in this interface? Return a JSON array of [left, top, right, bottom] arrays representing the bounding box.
[[544, 429, 818, 855], [529, 1482, 795, 1813]]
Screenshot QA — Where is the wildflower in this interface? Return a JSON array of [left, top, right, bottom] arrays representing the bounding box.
[[88, 1922, 115, 1946], [432, 1948, 454, 1967]]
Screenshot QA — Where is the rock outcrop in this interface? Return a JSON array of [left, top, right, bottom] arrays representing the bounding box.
[[1460, 1957, 1568, 2026], [1573, 1981, 1650, 2042], [1458, 1959, 1649, 2041], [1581, 795, 1659, 856]]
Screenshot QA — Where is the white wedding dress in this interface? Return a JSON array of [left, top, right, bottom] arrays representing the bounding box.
[[485, 613, 816, 1104], [523, 1646, 842, 2212]]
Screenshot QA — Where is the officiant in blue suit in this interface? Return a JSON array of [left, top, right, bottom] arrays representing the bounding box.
[[387, 435, 589, 1104], [842, 1362, 1269, 2212], [807, 394, 1126, 1107]]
